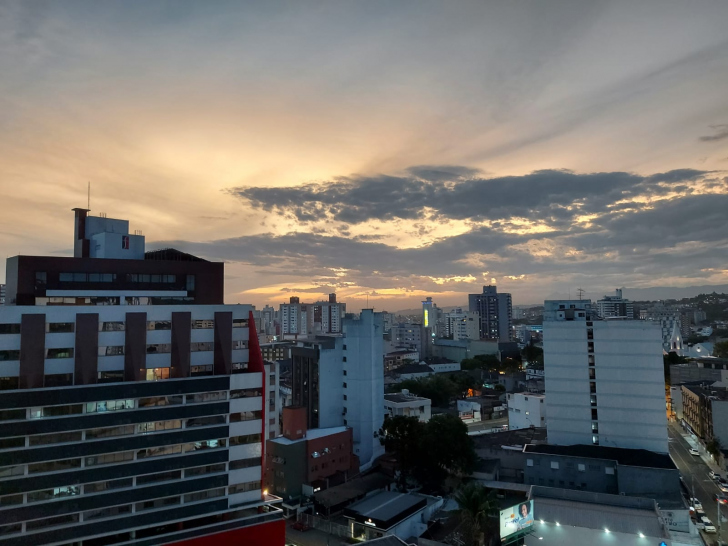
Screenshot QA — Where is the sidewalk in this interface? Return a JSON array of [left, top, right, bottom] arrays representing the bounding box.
[[670, 421, 723, 473]]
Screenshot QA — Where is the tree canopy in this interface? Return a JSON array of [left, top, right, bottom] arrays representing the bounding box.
[[715, 340, 728, 359], [378, 414, 476, 491]]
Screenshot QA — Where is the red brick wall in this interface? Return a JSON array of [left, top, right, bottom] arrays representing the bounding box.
[[306, 428, 355, 482]]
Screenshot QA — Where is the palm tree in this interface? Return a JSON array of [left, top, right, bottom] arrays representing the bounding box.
[[454, 482, 500, 546]]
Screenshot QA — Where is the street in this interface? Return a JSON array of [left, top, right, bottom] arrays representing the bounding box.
[[669, 423, 727, 544]]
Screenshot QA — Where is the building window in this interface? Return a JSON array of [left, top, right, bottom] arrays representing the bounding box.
[[550, 461, 559, 469], [228, 481, 261, 494], [186, 275, 196, 291], [98, 346, 124, 356], [590, 395, 597, 407], [578, 464, 586, 472], [187, 391, 226, 403], [527, 459, 534, 467], [146, 367, 171, 381], [232, 318, 249, 328], [588, 368, 595, 380], [233, 340, 248, 350], [46, 348, 74, 359], [0, 350, 20, 362], [191, 342, 214, 352], [192, 320, 214, 329], [47, 322, 74, 333], [146, 343, 171, 354], [592, 435, 599, 445], [591, 408, 598, 420], [190, 365, 213, 376], [147, 321, 171, 330], [591, 422, 599, 433], [605, 467, 615, 475]]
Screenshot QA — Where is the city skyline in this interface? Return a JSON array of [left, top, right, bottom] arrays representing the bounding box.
[[1, 1, 728, 310]]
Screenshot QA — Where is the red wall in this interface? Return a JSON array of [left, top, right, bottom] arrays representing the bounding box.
[[164, 519, 285, 546], [306, 428, 355, 482]]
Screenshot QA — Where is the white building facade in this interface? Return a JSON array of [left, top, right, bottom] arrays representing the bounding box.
[[384, 391, 432, 422], [543, 301, 668, 454], [506, 392, 546, 430]]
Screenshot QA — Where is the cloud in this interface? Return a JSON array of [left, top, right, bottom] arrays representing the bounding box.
[[154, 168, 728, 306], [699, 124, 728, 142], [229, 167, 714, 228]]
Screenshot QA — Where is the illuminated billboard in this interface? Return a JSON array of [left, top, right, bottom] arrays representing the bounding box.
[[424, 309, 429, 327], [499, 500, 534, 539]]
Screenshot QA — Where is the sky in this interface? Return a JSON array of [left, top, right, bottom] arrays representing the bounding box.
[[1, 0, 727, 311]]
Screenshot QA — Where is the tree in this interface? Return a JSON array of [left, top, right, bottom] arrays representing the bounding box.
[[378, 414, 477, 492], [715, 341, 728, 359], [415, 414, 477, 490], [450, 373, 478, 398], [461, 354, 500, 372], [706, 437, 723, 461], [395, 375, 456, 407], [377, 415, 424, 488], [521, 344, 543, 366], [454, 482, 500, 546]]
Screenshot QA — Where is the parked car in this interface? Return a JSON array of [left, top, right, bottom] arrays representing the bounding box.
[[292, 521, 311, 532], [690, 498, 703, 511], [709, 470, 720, 480], [720, 483, 728, 493], [701, 517, 716, 533], [689, 448, 700, 456], [695, 519, 705, 530]]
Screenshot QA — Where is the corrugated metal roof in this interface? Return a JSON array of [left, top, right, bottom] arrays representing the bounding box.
[[533, 497, 665, 537]]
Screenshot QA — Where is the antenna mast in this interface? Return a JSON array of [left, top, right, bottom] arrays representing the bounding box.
[[87, 181, 91, 211], [577, 287, 585, 300]]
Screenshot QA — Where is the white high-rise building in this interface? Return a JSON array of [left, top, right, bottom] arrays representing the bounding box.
[[279, 294, 346, 337], [596, 289, 634, 319], [543, 300, 668, 454], [290, 310, 385, 470], [444, 308, 480, 340]]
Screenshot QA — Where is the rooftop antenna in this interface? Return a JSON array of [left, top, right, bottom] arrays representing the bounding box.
[[577, 288, 585, 300], [87, 181, 91, 211]]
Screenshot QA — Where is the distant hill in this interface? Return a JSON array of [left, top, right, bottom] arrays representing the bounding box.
[[622, 285, 728, 302]]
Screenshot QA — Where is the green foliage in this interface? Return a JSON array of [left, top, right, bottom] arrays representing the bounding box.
[[454, 482, 500, 546], [715, 341, 728, 359], [521, 344, 544, 366], [707, 437, 723, 460], [494, 384, 506, 392], [449, 373, 478, 397], [461, 354, 501, 372], [378, 414, 477, 492], [395, 375, 457, 407]]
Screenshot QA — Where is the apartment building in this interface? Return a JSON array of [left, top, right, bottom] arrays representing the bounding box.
[[543, 300, 668, 454], [0, 209, 284, 546]]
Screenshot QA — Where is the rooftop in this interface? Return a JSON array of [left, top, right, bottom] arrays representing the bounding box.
[[422, 356, 457, 365], [314, 472, 392, 509], [144, 248, 208, 262], [524, 444, 676, 470], [396, 364, 434, 374], [344, 491, 429, 530], [530, 487, 665, 538], [681, 385, 728, 401], [384, 392, 430, 404], [270, 426, 348, 446]]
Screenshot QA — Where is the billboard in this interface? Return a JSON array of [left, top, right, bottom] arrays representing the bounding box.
[[499, 500, 534, 539]]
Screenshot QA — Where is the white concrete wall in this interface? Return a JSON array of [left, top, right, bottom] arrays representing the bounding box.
[[544, 320, 668, 453], [507, 393, 546, 429], [342, 310, 385, 470]]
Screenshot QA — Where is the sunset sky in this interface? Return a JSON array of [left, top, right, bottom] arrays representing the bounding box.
[[1, 1, 727, 310]]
